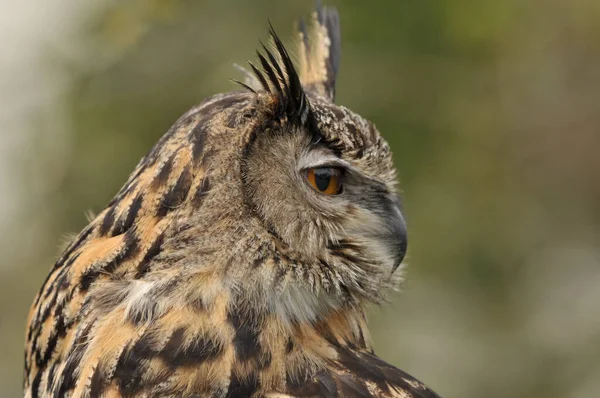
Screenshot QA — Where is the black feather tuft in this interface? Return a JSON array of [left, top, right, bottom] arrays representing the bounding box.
[[230, 79, 257, 94], [248, 61, 271, 94], [248, 24, 312, 125]]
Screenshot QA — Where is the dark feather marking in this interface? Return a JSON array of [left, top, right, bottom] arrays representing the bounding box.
[[331, 106, 345, 121], [142, 93, 239, 166], [315, 321, 342, 348], [156, 166, 193, 217], [357, 327, 367, 349], [30, 270, 68, 350], [228, 308, 261, 362], [109, 183, 138, 213], [337, 374, 372, 397], [112, 193, 143, 236], [285, 338, 294, 353], [327, 239, 364, 264], [114, 330, 178, 395], [286, 369, 338, 397], [135, 232, 164, 277], [337, 349, 389, 388], [327, 238, 362, 252], [37, 315, 64, 368], [250, 243, 269, 269], [242, 108, 256, 120], [104, 230, 140, 273], [30, 368, 43, 398], [285, 366, 310, 394], [98, 206, 116, 236], [359, 352, 442, 397], [251, 256, 264, 269], [56, 268, 72, 292], [79, 269, 100, 292], [225, 371, 259, 398], [24, 352, 30, 380], [152, 154, 175, 189], [317, 371, 339, 397], [36, 287, 59, 333], [89, 365, 105, 398], [159, 327, 223, 369], [61, 251, 81, 273], [113, 340, 154, 396], [330, 250, 365, 267], [225, 112, 238, 128], [55, 322, 93, 397], [128, 332, 157, 360], [333, 348, 444, 397], [46, 363, 57, 392], [191, 120, 208, 164], [191, 176, 211, 207], [79, 231, 140, 290], [158, 327, 183, 359]]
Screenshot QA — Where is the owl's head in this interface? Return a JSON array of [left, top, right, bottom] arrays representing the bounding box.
[[219, 7, 405, 316], [239, 84, 407, 319], [111, 5, 407, 323]]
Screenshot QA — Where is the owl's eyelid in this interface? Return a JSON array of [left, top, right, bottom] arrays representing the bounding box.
[[298, 156, 349, 172], [307, 161, 346, 171]]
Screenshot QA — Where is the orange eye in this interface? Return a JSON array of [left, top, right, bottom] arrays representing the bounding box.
[[306, 167, 343, 195]]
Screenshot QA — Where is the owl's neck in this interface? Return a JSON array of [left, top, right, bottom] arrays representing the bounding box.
[[283, 305, 374, 354], [225, 293, 374, 392]]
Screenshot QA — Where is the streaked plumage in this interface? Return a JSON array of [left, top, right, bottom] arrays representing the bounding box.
[[24, 4, 441, 397]]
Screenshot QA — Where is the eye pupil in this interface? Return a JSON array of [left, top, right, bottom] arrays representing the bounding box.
[[306, 167, 343, 195], [314, 169, 332, 192]]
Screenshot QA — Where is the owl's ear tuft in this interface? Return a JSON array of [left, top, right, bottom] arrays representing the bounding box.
[[242, 24, 312, 126], [298, 2, 341, 102]]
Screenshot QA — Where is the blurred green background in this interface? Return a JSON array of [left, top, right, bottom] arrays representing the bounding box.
[[2, 0, 600, 397]]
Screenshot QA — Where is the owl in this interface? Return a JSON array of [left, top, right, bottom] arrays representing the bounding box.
[[24, 4, 441, 398]]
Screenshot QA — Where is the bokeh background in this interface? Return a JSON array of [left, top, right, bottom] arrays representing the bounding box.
[[2, 0, 600, 397]]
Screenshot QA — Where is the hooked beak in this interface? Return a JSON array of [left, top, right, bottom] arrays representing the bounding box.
[[374, 194, 407, 273], [387, 203, 407, 272]]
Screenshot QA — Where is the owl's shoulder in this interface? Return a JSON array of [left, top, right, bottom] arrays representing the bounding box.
[[278, 347, 441, 398]]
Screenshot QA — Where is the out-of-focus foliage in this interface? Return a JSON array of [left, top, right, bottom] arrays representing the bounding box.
[[2, 1, 600, 397]]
